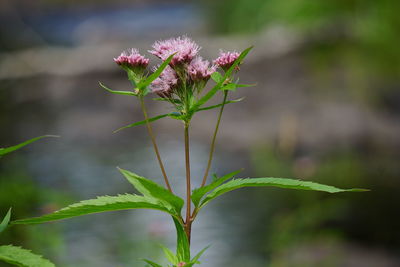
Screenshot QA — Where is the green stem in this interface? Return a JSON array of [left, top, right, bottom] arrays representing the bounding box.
[[184, 121, 192, 244], [200, 90, 228, 187], [139, 97, 173, 193]]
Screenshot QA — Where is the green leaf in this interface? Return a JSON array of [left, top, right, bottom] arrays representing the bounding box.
[[99, 82, 136, 96], [173, 218, 190, 263], [220, 83, 256, 91], [190, 245, 210, 264], [210, 72, 224, 83], [113, 111, 187, 133], [126, 69, 139, 85], [192, 81, 221, 109], [160, 244, 178, 265], [0, 208, 11, 234], [12, 194, 176, 225], [235, 83, 257, 88], [138, 53, 175, 90], [118, 168, 184, 214], [200, 177, 368, 209], [191, 169, 242, 207], [115, 97, 243, 132], [141, 259, 163, 267], [0, 135, 58, 157], [220, 83, 237, 91], [168, 112, 185, 120], [194, 46, 253, 109], [113, 113, 170, 133], [196, 98, 244, 112], [0, 245, 55, 267]]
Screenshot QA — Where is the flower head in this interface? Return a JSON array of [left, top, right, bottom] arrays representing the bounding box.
[[149, 36, 200, 66], [114, 48, 149, 69], [177, 262, 186, 267], [213, 50, 240, 71], [150, 65, 178, 98], [188, 56, 216, 82]]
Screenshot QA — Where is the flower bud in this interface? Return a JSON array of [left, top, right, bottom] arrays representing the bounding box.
[[114, 48, 149, 73], [213, 50, 240, 71]]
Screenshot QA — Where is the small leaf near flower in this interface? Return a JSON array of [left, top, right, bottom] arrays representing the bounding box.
[[211, 72, 224, 83], [99, 82, 137, 96]]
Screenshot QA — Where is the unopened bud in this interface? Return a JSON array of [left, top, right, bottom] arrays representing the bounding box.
[[213, 50, 240, 71], [114, 48, 149, 71]]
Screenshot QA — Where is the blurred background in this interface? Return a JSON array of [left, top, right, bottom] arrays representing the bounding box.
[[1, 0, 399, 266]]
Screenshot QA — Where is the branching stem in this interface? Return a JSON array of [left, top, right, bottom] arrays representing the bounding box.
[[200, 90, 228, 187], [139, 97, 173, 193]]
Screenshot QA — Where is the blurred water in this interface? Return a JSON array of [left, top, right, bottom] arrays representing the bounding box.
[[1, 3, 203, 47]]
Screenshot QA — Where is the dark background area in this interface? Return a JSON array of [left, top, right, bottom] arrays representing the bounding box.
[[1, 0, 399, 266]]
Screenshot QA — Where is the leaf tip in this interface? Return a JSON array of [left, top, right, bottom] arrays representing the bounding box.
[[116, 166, 127, 174], [113, 126, 124, 133], [45, 135, 60, 138], [351, 188, 370, 192]]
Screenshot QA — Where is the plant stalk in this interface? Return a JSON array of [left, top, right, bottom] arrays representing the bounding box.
[[139, 97, 173, 193], [200, 90, 228, 187], [184, 121, 192, 243]]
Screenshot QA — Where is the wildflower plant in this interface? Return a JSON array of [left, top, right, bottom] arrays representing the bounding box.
[[9, 36, 366, 266]]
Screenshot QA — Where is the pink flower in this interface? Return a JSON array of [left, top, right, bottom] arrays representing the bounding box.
[[177, 262, 186, 267], [150, 65, 178, 98], [149, 36, 200, 66], [188, 56, 216, 82], [114, 48, 149, 69], [213, 50, 240, 71]]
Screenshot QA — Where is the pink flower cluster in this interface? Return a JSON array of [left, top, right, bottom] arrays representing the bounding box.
[[188, 57, 216, 82], [151, 65, 178, 98], [213, 51, 240, 70], [114, 48, 149, 68], [149, 37, 218, 97], [114, 36, 242, 99], [149, 36, 200, 66]]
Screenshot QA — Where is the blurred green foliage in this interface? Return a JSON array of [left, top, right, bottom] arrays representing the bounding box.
[[205, 0, 400, 105], [250, 139, 400, 265], [0, 155, 72, 266]]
